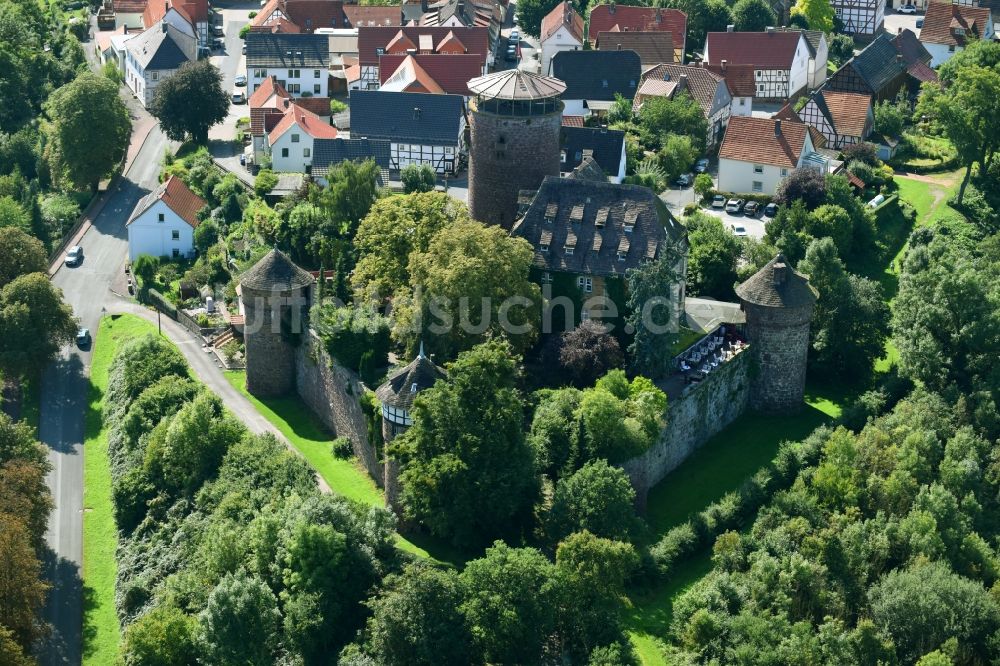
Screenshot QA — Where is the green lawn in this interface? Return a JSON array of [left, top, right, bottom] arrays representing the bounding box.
[[222, 370, 464, 565], [83, 314, 163, 665]]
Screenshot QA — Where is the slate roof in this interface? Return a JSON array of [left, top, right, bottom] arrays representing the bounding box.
[[349, 90, 465, 145], [126, 23, 192, 70], [705, 30, 803, 70], [510, 176, 686, 278], [541, 1, 584, 43], [597, 31, 674, 67], [127, 176, 205, 228], [245, 32, 330, 68], [893, 28, 931, 65], [551, 50, 640, 101], [311, 138, 391, 185], [375, 347, 446, 410], [561, 126, 624, 177], [637, 63, 727, 115], [378, 53, 483, 95], [587, 4, 687, 52], [569, 155, 608, 181], [736, 254, 817, 308], [920, 1, 990, 47], [357, 25, 489, 66], [240, 248, 315, 291], [816, 89, 871, 138], [719, 115, 809, 168], [775, 27, 824, 54]]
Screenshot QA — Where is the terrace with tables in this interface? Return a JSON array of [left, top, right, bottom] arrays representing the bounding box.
[[657, 324, 749, 400]]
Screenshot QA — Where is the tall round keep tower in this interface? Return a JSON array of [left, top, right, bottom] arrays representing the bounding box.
[[466, 69, 565, 229], [239, 248, 315, 397], [735, 254, 817, 414]]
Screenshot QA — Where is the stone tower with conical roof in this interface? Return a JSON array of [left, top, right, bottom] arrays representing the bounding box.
[[736, 254, 817, 414], [239, 248, 315, 397], [466, 69, 566, 229], [375, 343, 446, 509]]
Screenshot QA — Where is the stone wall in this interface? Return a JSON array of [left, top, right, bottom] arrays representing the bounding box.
[[244, 285, 301, 397], [622, 350, 752, 509], [744, 302, 812, 414], [295, 332, 382, 484]]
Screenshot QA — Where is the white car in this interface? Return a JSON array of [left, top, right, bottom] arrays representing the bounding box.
[[711, 194, 726, 209], [234, 74, 247, 86], [232, 90, 246, 104], [725, 198, 745, 214], [730, 224, 747, 237], [65, 245, 83, 266], [898, 3, 917, 13]]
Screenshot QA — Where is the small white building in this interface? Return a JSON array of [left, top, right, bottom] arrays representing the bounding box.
[[539, 1, 584, 78], [718, 116, 827, 195], [127, 175, 206, 261], [267, 104, 339, 172], [124, 21, 197, 107], [245, 32, 331, 97], [919, 2, 993, 67]]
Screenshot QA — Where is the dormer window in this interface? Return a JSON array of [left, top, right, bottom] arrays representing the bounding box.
[[565, 246, 574, 255], [540, 243, 549, 252], [624, 223, 634, 233], [602, 79, 608, 88], [954, 27, 966, 35], [617, 251, 627, 261]]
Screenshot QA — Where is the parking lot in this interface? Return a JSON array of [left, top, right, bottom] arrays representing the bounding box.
[[699, 204, 770, 240]]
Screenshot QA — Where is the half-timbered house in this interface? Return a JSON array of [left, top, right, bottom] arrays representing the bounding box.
[[704, 28, 811, 101], [355, 25, 489, 90], [797, 89, 873, 149], [831, 0, 885, 38], [825, 31, 934, 103]]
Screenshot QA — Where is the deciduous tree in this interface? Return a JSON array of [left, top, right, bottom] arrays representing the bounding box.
[[546, 460, 641, 543], [731, 0, 776, 31], [686, 212, 740, 300], [400, 163, 436, 193], [0, 273, 77, 378], [554, 320, 624, 387], [0, 227, 46, 288], [790, 0, 834, 32], [149, 60, 229, 144], [198, 573, 281, 666], [626, 240, 685, 377]]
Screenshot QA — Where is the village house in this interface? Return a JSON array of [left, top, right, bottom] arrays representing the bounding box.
[[825, 30, 935, 103], [349, 90, 466, 174], [538, 1, 584, 79], [419, 0, 502, 52], [797, 89, 873, 149], [267, 104, 339, 172], [245, 32, 331, 97], [919, 1, 993, 67], [587, 4, 687, 64], [704, 28, 811, 101], [551, 49, 640, 117], [251, 0, 402, 32], [354, 25, 490, 90], [775, 27, 829, 90], [311, 138, 392, 186], [703, 60, 755, 117], [124, 20, 197, 107], [127, 175, 205, 261], [143, 0, 209, 50], [596, 31, 675, 69], [510, 174, 688, 329], [831, 0, 886, 38], [560, 126, 627, 182], [378, 52, 483, 95], [634, 63, 734, 147], [112, 0, 146, 28], [717, 116, 827, 194]]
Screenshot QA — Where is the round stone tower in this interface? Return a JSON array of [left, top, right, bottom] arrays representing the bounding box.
[[375, 344, 445, 510], [735, 254, 817, 414], [466, 69, 566, 229], [239, 248, 315, 397]]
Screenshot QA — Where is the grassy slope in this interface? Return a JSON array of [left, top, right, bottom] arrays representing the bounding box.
[[82, 314, 161, 665], [222, 370, 464, 565]]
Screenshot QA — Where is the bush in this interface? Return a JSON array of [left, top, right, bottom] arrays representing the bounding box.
[[400, 163, 436, 193], [331, 436, 353, 459], [254, 169, 278, 197], [649, 522, 699, 577], [313, 304, 390, 375], [329, 99, 347, 114]]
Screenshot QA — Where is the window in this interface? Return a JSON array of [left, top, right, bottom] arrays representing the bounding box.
[[288, 69, 300, 78], [171, 230, 180, 240], [172, 248, 180, 257], [314, 69, 321, 78], [624, 223, 634, 233], [617, 251, 627, 262], [303, 147, 311, 157], [540, 243, 549, 252], [752, 181, 763, 192], [253, 68, 266, 78], [445, 146, 454, 155], [757, 84, 764, 93], [948, 45, 956, 52], [375, 47, 385, 55], [739, 98, 746, 106], [753, 164, 763, 174], [151, 72, 158, 81], [565, 246, 575, 255], [755, 71, 761, 78], [780, 168, 788, 177], [281, 148, 289, 157], [560, 150, 566, 162], [313, 84, 321, 93], [288, 83, 300, 93], [291, 133, 300, 143], [157, 213, 164, 222], [541, 271, 552, 283], [577, 276, 593, 292]]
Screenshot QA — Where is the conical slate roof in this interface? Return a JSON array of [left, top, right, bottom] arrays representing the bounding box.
[[240, 248, 315, 291], [467, 69, 566, 100], [735, 254, 817, 308], [375, 345, 446, 411]]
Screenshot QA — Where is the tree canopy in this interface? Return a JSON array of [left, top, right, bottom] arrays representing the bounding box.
[[730, 0, 776, 31], [149, 60, 230, 144]]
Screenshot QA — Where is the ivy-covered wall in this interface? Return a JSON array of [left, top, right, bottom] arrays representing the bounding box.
[[622, 349, 752, 509]]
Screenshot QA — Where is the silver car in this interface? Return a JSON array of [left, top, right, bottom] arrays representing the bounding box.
[[65, 245, 83, 266]]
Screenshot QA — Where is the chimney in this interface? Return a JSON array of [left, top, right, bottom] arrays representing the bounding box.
[[896, 53, 903, 63], [726, 24, 734, 32], [721, 58, 727, 72], [897, 26, 902, 34], [161, 18, 168, 32], [766, 26, 775, 33], [617, 43, 622, 50], [775, 119, 782, 136], [772, 262, 787, 285]]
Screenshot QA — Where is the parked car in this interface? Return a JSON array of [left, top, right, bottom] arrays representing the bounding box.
[[763, 202, 778, 218], [64, 245, 83, 266], [506, 44, 517, 60], [76, 327, 91, 347], [899, 3, 917, 12], [694, 158, 710, 173], [212, 23, 224, 36], [212, 37, 224, 50], [916, 18, 924, 28], [234, 74, 247, 86], [509, 29, 520, 43], [730, 224, 748, 237], [675, 173, 692, 187], [725, 198, 745, 214], [232, 90, 246, 104], [711, 194, 726, 209], [743, 201, 759, 217]]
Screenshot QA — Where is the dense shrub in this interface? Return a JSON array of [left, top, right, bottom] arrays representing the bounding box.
[[313, 303, 390, 375]]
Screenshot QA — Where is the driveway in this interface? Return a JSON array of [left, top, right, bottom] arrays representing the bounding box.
[[699, 205, 769, 240], [884, 9, 922, 37], [208, 3, 253, 145]]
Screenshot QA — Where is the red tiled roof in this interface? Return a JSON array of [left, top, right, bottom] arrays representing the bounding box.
[[846, 171, 865, 189], [703, 61, 756, 97], [705, 31, 803, 69], [541, 1, 584, 43], [292, 96, 332, 116], [773, 100, 802, 122], [358, 25, 489, 66], [343, 5, 401, 27], [144, 0, 208, 28], [128, 175, 205, 228], [114, 0, 147, 14], [250, 76, 291, 108], [377, 53, 483, 94], [921, 1, 991, 47], [380, 55, 446, 92], [385, 28, 417, 52], [436, 30, 466, 52], [719, 115, 809, 168], [269, 104, 339, 143], [587, 4, 686, 54], [252, 0, 347, 31], [907, 59, 938, 83], [597, 31, 674, 66], [820, 90, 871, 138], [562, 115, 586, 127]]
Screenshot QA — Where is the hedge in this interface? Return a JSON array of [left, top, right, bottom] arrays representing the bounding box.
[[145, 288, 177, 320]]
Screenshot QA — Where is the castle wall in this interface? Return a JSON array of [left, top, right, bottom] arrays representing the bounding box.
[[295, 331, 382, 483], [743, 302, 812, 414], [622, 350, 752, 509], [244, 287, 300, 397]]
